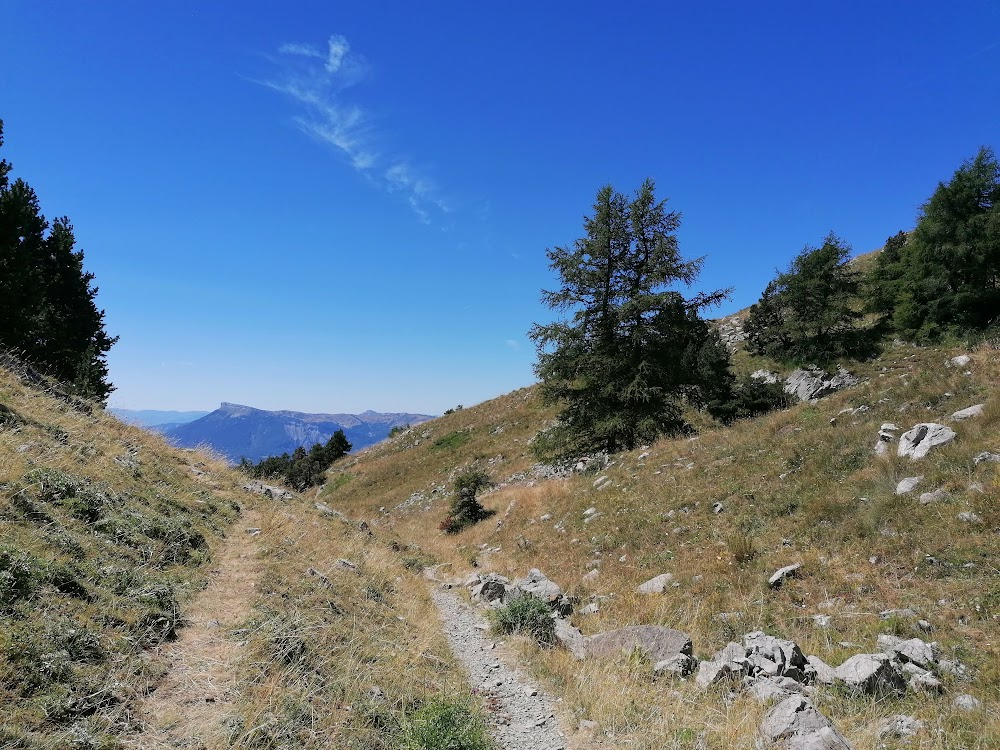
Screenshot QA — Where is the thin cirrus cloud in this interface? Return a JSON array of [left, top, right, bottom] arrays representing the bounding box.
[[258, 35, 449, 223]]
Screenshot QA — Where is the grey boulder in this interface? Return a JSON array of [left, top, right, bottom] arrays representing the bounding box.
[[951, 404, 984, 420], [584, 625, 693, 664], [834, 654, 906, 695], [760, 696, 855, 750], [636, 573, 674, 594], [784, 366, 858, 403], [769, 563, 803, 589], [897, 423, 956, 460]]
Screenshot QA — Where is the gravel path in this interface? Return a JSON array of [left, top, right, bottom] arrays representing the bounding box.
[[430, 585, 571, 750]]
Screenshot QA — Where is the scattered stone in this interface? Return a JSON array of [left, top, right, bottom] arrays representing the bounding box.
[[512, 569, 572, 615], [583, 512, 603, 524], [653, 653, 698, 678], [539, 513, 552, 521], [744, 631, 807, 679], [957, 511, 982, 523], [884, 637, 937, 669], [578, 602, 600, 616], [919, 490, 950, 505], [760, 696, 855, 750], [243, 480, 293, 500], [752, 369, 780, 384], [897, 423, 956, 460], [879, 607, 918, 621], [784, 366, 859, 403], [712, 501, 724, 514], [637, 573, 674, 594], [896, 476, 923, 495], [748, 675, 810, 704], [951, 404, 985, 420], [335, 558, 359, 572], [805, 655, 836, 686], [953, 693, 982, 711], [581, 569, 599, 583], [593, 476, 612, 490], [583, 506, 598, 517], [812, 614, 832, 628], [768, 563, 802, 589], [584, 625, 693, 665], [874, 423, 900, 456], [834, 654, 905, 695], [878, 715, 924, 739], [909, 671, 943, 693], [938, 658, 969, 679], [948, 354, 971, 368], [973, 451, 1000, 465], [470, 575, 509, 603]]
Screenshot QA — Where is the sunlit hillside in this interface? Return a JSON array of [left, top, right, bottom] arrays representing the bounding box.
[[320, 341, 999, 750]]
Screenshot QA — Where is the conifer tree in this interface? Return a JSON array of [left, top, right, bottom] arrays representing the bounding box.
[[878, 147, 1000, 341], [0, 120, 117, 400], [744, 233, 868, 363], [529, 180, 728, 456]]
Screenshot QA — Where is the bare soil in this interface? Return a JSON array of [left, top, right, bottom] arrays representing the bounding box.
[[122, 508, 265, 749]]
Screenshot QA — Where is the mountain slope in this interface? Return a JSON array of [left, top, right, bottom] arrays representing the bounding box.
[[163, 402, 434, 462], [319, 343, 999, 749]]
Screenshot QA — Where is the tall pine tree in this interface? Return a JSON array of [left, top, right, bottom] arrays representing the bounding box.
[[529, 180, 728, 456], [881, 147, 1000, 341], [0, 120, 117, 400], [744, 233, 868, 364]]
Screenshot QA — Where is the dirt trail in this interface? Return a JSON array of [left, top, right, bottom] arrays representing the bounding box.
[[430, 585, 574, 750], [122, 507, 265, 749]]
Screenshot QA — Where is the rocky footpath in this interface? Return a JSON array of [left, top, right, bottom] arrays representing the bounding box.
[[429, 584, 569, 750]]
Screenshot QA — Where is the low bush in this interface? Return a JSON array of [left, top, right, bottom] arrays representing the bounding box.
[[401, 698, 493, 750], [489, 592, 555, 645]]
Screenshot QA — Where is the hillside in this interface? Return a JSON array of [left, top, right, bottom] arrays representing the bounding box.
[[319, 342, 999, 749], [163, 402, 434, 462], [0, 357, 480, 749]]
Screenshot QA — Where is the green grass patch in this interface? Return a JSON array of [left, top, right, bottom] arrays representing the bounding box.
[[430, 431, 472, 452]]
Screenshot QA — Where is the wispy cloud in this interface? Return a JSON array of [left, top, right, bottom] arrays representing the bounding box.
[[505, 339, 521, 351], [258, 35, 448, 223]]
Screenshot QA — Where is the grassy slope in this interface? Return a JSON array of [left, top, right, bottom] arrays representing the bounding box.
[[322, 344, 999, 749], [0, 359, 245, 747]]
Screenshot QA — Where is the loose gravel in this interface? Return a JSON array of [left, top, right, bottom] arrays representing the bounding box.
[[430, 585, 571, 750]]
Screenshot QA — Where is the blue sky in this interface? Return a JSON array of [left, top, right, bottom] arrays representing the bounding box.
[[2, 2, 998, 414]]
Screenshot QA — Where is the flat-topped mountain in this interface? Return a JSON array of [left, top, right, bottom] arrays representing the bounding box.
[[163, 402, 434, 461]]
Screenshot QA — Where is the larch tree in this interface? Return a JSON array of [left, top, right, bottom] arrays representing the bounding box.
[[529, 180, 729, 457]]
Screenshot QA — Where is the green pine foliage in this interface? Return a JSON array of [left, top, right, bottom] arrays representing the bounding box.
[[528, 180, 730, 457], [0, 121, 117, 401], [867, 146, 1000, 342], [238, 429, 352, 491], [744, 233, 874, 364], [440, 468, 495, 534]]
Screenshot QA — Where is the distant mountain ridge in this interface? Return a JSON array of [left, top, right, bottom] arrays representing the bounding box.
[[109, 408, 212, 428], [163, 402, 434, 462]]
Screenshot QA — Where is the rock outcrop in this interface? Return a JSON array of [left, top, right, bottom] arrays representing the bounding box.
[[784, 366, 859, 403], [897, 423, 956, 460]]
